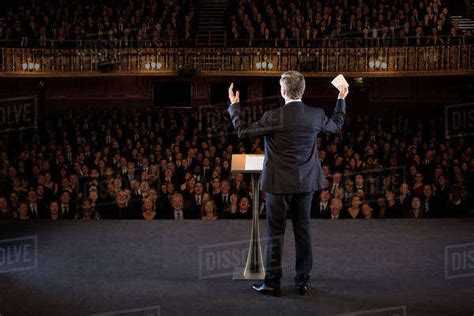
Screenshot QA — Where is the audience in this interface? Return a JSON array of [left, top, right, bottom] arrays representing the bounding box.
[[228, 0, 465, 47], [0, 104, 472, 221], [1, 0, 471, 49], [0, 0, 196, 48]]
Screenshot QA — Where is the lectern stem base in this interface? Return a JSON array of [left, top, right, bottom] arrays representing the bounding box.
[[232, 268, 265, 280]]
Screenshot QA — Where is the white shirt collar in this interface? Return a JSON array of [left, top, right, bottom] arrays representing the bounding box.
[[285, 99, 302, 104]]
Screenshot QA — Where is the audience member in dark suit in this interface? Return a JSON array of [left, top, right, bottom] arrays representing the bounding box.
[[385, 190, 403, 218], [201, 158, 213, 186], [122, 162, 139, 189], [214, 180, 231, 216], [328, 197, 344, 220], [228, 71, 347, 296], [328, 172, 343, 195], [420, 185, 435, 217], [47, 201, 60, 220], [187, 182, 205, 219], [166, 193, 192, 220], [74, 199, 101, 220], [311, 189, 330, 219], [17, 202, 30, 220], [433, 175, 450, 217], [101, 190, 135, 219], [397, 183, 411, 214], [59, 191, 76, 219], [446, 185, 471, 218], [129, 179, 144, 211], [156, 183, 171, 217], [27, 190, 44, 220]]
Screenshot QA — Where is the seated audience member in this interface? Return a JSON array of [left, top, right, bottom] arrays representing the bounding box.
[[376, 197, 388, 219], [398, 183, 411, 214], [114, 190, 137, 219], [17, 201, 30, 220], [433, 175, 450, 216], [214, 180, 231, 216], [142, 197, 157, 220], [168, 193, 188, 220], [28, 190, 44, 220], [0, 197, 12, 219], [408, 197, 424, 219], [59, 191, 76, 219], [48, 201, 60, 220], [75, 199, 100, 220], [343, 195, 364, 219], [328, 198, 343, 220], [412, 173, 425, 197], [237, 196, 252, 219], [361, 202, 374, 219], [447, 185, 470, 218], [8, 192, 19, 218], [420, 184, 435, 217], [385, 190, 403, 218], [202, 200, 218, 220], [188, 182, 205, 219], [222, 193, 239, 219], [311, 189, 330, 219]]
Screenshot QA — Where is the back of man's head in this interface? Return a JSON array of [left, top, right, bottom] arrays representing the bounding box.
[[280, 71, 305, 100]]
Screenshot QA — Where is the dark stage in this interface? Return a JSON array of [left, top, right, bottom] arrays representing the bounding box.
[[0, 219, 473, 316]]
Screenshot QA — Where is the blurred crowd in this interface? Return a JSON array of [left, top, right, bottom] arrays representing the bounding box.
[[227, 0, 470, 47], [1, 0, 472, 49], [0, 0, 196, 48], [0, 104, 472, 221]]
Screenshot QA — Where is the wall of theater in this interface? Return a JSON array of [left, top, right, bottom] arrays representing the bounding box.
[[0, 76, 472, 118]]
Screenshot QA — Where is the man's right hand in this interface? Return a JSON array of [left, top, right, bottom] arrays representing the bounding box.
[[228, 83, 240, 104], [338, 86, 349, 100]]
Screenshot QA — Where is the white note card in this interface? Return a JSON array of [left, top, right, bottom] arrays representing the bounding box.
[[331, 74, 349, 90], [245, 155, 264, 171]]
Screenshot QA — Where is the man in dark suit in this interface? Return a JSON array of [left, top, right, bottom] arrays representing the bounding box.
[[311, 189, 331, 219], [214, 180, 231, 216], [227, 71, 347, 296], [27, 190, 44, 220], [164, 193, 193, 220], [59, 191, 76, 219]]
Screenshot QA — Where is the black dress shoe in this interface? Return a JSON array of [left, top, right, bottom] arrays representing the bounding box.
[[295, 284, 308, 295], [252, 283, 281, 297]]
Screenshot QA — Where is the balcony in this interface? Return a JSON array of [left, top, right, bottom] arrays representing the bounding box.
[[1, 44, 473, 77]]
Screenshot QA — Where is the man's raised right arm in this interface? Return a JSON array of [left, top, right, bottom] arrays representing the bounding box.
[[321, 86, 348, 134]]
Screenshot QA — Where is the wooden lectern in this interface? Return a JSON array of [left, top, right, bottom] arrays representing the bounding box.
[[231, 154, 265, 280]]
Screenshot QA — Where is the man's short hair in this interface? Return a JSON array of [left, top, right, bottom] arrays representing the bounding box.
[[280, 71, 306, 99]]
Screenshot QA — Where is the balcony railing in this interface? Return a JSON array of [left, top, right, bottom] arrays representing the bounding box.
[[1, 45, 473, 76]]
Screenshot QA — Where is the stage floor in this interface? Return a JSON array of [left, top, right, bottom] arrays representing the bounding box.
[[0, 219, 473, 316]]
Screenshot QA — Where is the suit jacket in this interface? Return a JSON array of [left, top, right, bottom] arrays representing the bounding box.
[[311, 198, 330, 219], [187, 194, 204, 219], [228, 100, 345, 193], [214, 192, 231, 216]]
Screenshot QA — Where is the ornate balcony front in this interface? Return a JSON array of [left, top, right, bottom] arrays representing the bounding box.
[[1, 45, 473, 77]]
